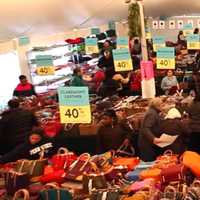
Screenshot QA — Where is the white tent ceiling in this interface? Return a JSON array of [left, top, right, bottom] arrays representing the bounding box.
[[0, 0, 200, 41]]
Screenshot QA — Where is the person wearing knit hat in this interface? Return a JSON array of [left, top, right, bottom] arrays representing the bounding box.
[[165, 107, 182, 120], [160, 108, 189, 154], [97, 109, 132, 153]]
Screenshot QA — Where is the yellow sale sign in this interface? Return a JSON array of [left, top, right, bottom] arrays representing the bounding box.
[[36, 66, 55, 75], [85, 45, 99, 54], [157, 58, 175, 69], [59, 105, 91, 124], [114, 60, 133, 72]]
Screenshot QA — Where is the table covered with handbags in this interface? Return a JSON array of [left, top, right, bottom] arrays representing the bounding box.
[[1, 148, 200, 199]]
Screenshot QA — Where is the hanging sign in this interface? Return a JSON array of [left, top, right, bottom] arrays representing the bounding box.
[[159, 21, 165, 29], [140, 61, 154, 80], [183, 24, 193, 36], [112, 48, 133, 72], [153, 36, 165, 52], [117, 37, 129, 49], [19, 36, 30, 46], [85, 38, 99, 54], [177, 20, 183, 29], [157, 47, 175, 69], [108, 21, 116, 30], [187, 34, 200, 50], [36, 55, 55, 75], [169, 20, 176, 29], [58, 87, 91, 124], [91, 28, 100, 35], [152, 21, 158, 29]]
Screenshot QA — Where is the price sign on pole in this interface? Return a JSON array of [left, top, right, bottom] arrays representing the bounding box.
[[112, 48, 133, 72], [183, 24, 193, 37], [187, 34, 200, 49], [157, 47, 175, 69], [117, 37, 129, 49], [36, 55, 55, 75], [85, 38, 99, 54], [153, 36, 165, 52], [91, 27, 100, 35], [58, 87, 91, 124]]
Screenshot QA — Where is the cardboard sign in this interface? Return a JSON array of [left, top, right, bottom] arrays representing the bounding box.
[[152, 21, 158, 29], [157, 47, 175, 69], [117, 37, 129, 49], [19, 36, 30, 46], [85, 38, 99, 54], [58, 87, 91, 124], [112, 48, 133, 72], [36, 55, 55, 75], [187, 34, 200, 50], [140, 61, 154, 80], [183, 24, 193, 36], [153, 36, 165, 52], [91, 28, 100, 35], [169, 20, 175, 29]]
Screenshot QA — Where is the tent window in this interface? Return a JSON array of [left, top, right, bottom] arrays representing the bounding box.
[[0, 52, 21, 109]]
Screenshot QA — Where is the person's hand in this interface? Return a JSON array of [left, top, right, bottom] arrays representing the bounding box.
[[153, 137, 163, 145]]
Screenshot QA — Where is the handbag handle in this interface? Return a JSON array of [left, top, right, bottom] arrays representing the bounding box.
[[164, 185, 177, 193], [116, 143, 135, 157], [44, 182, 60, 189], [13, 189, 30, 200], [68, 153, 91, 172], [57, 147, 69, 154], [163, 150, 173, 156], [192, 180, 200, 187]]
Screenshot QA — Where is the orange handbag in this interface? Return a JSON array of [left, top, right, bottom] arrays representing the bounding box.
[[139, 168, 161, 181], [112, 157, 140, 171], [182, 151, 200, 177]]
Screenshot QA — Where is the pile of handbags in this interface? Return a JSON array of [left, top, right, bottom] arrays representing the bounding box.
[[0, 143, 140, 200]]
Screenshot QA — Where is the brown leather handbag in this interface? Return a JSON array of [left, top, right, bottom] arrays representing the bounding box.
[[14, 150, 48, 178]]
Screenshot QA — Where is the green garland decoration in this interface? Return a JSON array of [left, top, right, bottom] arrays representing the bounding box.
[[128, 3, 141, 38]]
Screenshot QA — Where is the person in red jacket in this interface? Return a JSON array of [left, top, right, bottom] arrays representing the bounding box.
[[13, 75, 36, 97], [130, 70, 142, 96]]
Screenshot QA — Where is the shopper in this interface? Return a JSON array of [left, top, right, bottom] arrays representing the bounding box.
[[98, 68, 120, 97], [138, 97, 164, 161], [161, 70, 179, 95], [100, 40, 113, 54], [97, 109, 132, 153], [130, 38, 141, 56], [177, 31, 186, 47], [185, 94, 200, 153], [160, 108, 189, 154], [188, 67, 200, 96], [194, 28, 199, 34], [130, 70, 142, 96], [13, 75, 36, 97], [70, 67, 85, 86], [98, 50, 114, 70], [0, 99, 38, 154], [0, 128, 56, 164]]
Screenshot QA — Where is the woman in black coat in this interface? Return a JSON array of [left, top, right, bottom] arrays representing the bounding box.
[[138, 97, 164, 161], [160, 108, 189, 154]]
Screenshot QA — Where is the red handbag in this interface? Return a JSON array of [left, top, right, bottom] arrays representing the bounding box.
[[51, 148, 77, 171], [65, 153, 96, 181], [160, 164, 189, 184], [41, 119, 62, 138], [40, 169, 65, 184]]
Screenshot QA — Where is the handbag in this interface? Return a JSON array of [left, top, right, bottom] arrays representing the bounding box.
[[13, 189, 30, 200], [155, 150, 178, 169], [160, 164, 189, 184], [41, 119, 62, 138], [182, 151, 200, 177], [14, 152, 48, 178], [5, 171, 29, 195], [83, 172, 107, 193], [65, 153, 96, 181], [112, 157, 140, 171], [90, 188, 120, 200], [40, 183, 72, 200], [51, 148, 77, 170], [140, 168, 161, 181]]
